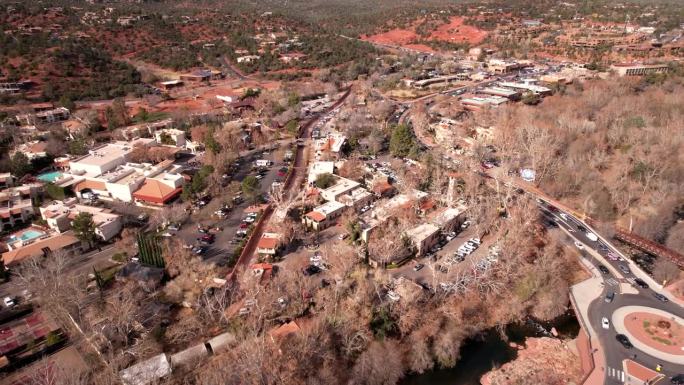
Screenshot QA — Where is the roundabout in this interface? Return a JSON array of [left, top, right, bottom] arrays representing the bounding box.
[[612, 305, 684, 365]]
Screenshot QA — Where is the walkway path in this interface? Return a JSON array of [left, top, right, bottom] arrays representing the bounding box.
[[612, 305, 684, 364]]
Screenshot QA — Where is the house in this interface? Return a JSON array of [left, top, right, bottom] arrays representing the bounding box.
[[1, 233, 83, 266], [121, 119, 174, 140], [279, 53, 306, 63], [337, 187, 373, 210], [0, 184, 41, 230], [16, 107, 70, 126], [307, 161, 335, 184], [0, 173, 13, 189], [250, 263, 274, 284], [256, 233, 281, 257], [40, 198, 122, 241], [236, 55, 260, 63], [303, 201, 346, 231], [159, 80, 184, 90], [406, 223, 441, 256], [12, 141, 48, 160], [179, 69, 224, 82], [155, 128, 186, 148]]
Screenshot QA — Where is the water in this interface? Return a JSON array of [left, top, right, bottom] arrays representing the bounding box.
[[18, 229, 45, 242], [37, 171, 62, 183], [400, 311, 580, 385]]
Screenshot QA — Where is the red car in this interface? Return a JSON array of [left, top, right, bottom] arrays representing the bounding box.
[[239, 223, 249, 229], [199, 234, 215, 243]]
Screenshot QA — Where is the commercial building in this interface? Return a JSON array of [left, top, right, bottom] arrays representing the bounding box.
[[67, 140, 152, 177], [610, 63, 669, 77], [40, 198, 122, 241], [308, 161, 335, 184], [461, 96, 509, 111], [480, 87, 521, 100], [498, 81, 552, 96], [337, 187, 373, 210]]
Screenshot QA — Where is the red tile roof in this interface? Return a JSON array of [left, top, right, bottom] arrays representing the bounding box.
[[133, 180, 182, 204], [257, 237, 278, 250], [305, 211, 326, 222], [74, 179, 107, 192]]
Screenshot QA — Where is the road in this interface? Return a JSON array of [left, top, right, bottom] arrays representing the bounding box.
[[224, 87, 352, 278], [540, 202, 684, 384]]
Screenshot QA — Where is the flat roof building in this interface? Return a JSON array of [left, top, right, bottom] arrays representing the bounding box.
[[610, 63, 669, 77]]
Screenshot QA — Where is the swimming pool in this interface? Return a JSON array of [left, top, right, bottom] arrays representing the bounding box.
[[13, 229, 46, 242], [37, 171, 62, 183]]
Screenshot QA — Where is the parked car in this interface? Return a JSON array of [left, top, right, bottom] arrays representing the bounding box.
[[606, 252, 621, 261], [615, 334, 633, 349], [413, 263, 425, 271], [243, 216, 256, 223], [598, 265, 609, 275], [586, 232, 598, 242], [634, 278, 649, 289], [618, 265, 630, 275], [193, 246, 208, 255], [168, 223, 181, 231], [199, 234, 215, 243], [671, 374, 684, 385]]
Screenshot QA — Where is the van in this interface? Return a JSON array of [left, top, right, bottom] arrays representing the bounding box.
[[255, 159, 272, 167]]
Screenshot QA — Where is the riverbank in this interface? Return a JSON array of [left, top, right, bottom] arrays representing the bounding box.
[[481, 336, 584, 385]]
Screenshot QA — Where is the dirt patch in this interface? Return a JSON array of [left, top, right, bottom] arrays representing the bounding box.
[[624, 312, 684, 355]]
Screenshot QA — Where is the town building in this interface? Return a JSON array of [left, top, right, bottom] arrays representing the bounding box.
[[308, 161, 335, 184], [303, 200, 346, 231], [179, 69, 224, 82], [40, 198, 122, 241], [319, 176, 360, 202], [16, 107, 70, 126], [155, 128, 187, 148], [0, 184, 41, 230], [12, 140, 48, 160], [406, 223, 441, 257], [610, 63, 669, 77], [1, 232, 83, 266], [337, 187, 373, 210], [480, 87, 521, 100]]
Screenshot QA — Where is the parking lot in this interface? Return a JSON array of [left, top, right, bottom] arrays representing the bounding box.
[[170, 148, 287, 266], [389, 224, 499, 288]]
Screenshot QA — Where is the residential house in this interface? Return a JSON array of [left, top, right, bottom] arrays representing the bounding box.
[[12, 141, 48, 160], [256, 233, 281, 257], [1, 232, 83, 266], [40, 198, 122, 241], [337, 187, 373, 210], [0, 173, 13, 189], [155, 128, 186, 148], [16, 107, 70, 126], [0, 184, 41, 230], [303, 201, 346, 231]]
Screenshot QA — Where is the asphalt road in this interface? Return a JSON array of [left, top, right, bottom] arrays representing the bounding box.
[[540, 202, 684, 384]]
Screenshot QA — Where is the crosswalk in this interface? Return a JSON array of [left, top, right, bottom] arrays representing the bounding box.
[[607, 366, 625, 382], [606, 278, 619, 286]]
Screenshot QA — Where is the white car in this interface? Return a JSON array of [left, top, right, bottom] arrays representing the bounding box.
[[3, 297, 15, 308], [559, 213, 568, 221], [243, 216, 256, 223], [574, 241, 584, 250], [601, 317, 610, 329], [586, 232, 598, 242]]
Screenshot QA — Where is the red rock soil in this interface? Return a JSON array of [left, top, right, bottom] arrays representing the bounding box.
[[624, 312, 684, 355], [362, 16, 487, 53]]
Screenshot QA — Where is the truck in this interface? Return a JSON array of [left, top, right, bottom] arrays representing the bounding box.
[[254, 159, 272, 167]]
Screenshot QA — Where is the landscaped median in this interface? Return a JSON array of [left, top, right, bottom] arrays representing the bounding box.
[[612, 305, 684, 365]]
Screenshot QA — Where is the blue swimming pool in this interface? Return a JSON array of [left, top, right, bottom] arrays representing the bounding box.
[[37, 171, 62, 183], [38, 171, 62, 183], [16, 229, 46, 242]]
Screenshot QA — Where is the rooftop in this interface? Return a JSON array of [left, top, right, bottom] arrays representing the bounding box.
[[312, 200, 345, 216], [2, 233, 80, 265], [406, 223, 440, 243], [320, 176, 360, 198]]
